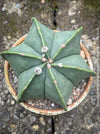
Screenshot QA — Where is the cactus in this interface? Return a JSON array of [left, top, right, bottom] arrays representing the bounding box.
[[0, 17, 96, 111]]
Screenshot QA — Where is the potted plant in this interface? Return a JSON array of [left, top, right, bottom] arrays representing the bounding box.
[[0, 17, 96, 115]]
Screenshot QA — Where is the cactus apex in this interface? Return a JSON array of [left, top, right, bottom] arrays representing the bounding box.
[[42, 57, 47, 62], [47, 64, 51, 69], [49, 58, 53, 63]]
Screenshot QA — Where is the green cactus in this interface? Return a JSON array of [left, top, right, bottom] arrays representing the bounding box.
[[0, 17, 96, 111]]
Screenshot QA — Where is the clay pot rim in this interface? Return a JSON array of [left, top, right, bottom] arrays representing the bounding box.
[[4, 34, 93, 116]]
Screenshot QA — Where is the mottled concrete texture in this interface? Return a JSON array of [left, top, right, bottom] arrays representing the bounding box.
[[0, 0, 99, 134]]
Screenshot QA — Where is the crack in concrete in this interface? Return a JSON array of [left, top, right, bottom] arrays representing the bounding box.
[[52, 4, 58, 29], [51, 116, 55, 134]]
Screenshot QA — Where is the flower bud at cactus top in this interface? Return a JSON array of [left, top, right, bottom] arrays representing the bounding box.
[[0, 17, 96, 111]]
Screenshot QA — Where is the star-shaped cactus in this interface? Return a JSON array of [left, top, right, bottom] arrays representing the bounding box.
[[0, 17, 96, 111]]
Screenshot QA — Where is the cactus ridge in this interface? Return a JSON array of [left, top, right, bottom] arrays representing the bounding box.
[[48, 68, 67, 110], [17, 63, 46, 103], [32, 17, 46, 47], [0, 51, 42, 59], [52, 27, 82, 60], [0, 18, 96, 111]]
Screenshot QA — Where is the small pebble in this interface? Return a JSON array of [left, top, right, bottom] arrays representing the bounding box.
[[78, 11, 80, 13], [3, 20, 8, 24], [41, 0, 45, 3], [70, 114, 74, 118], [7, 35, 11, 39], [1, 7, 5, 11], [10, 124, 16, 129], [83, 82, 86, 86], [91, 98, 97, 106], [68, 11, 76, 16], [15, 3, 21, 8], [18, 9, 22, 16], [32, 125, 39, 130], [51, 103, 55, 107], [48, 119, 51, 124], [76, 88, 80, 92], [14, 76, 17, 83], [72, 91, 77, 96], [20, 113, 24, 118], [47, 127, 52, 133], [71, 19, 76, 24], [39, 117, 45, 125], [2, 125, 6, 128], [11, 100, 15, 105], [28, 100, 32, 105], [30, 116, 36, 123], [67, 98, 72, 105], [41, 13, 47, 19], [13, 115, 19, 120], [4, 90, 8, 94], [0, 84, 2, 89], [80, 50, 85, 58], [7, 99, 10, 104], [1, 101, 5, 106], [90, 91, 95, 95], [12, 132, 16, 134]]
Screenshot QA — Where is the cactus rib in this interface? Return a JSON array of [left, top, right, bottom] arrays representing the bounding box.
[[31, 17, 49, 59], [48, 68, 67, 111], [51, 63, 96, 75], [17, 63, 46, 103], [52, 27, 82, 60], [0, 51, 42, 59], [32, 17, 46, 47]]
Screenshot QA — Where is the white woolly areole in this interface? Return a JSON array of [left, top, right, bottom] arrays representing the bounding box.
[[41, 46, 48, 52], [34, 67, 42, 75], [42, 54, 45, 57], [57, 63, 63, 68]]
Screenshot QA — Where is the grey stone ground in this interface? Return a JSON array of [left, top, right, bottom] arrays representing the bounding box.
[[0, 0, 100, 134]]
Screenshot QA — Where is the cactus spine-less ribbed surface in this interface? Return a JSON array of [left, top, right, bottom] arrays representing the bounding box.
[[0, 17, 96, 111]]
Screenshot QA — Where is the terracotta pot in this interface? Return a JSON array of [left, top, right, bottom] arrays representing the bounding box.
[[4, 34, 93, 116]]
